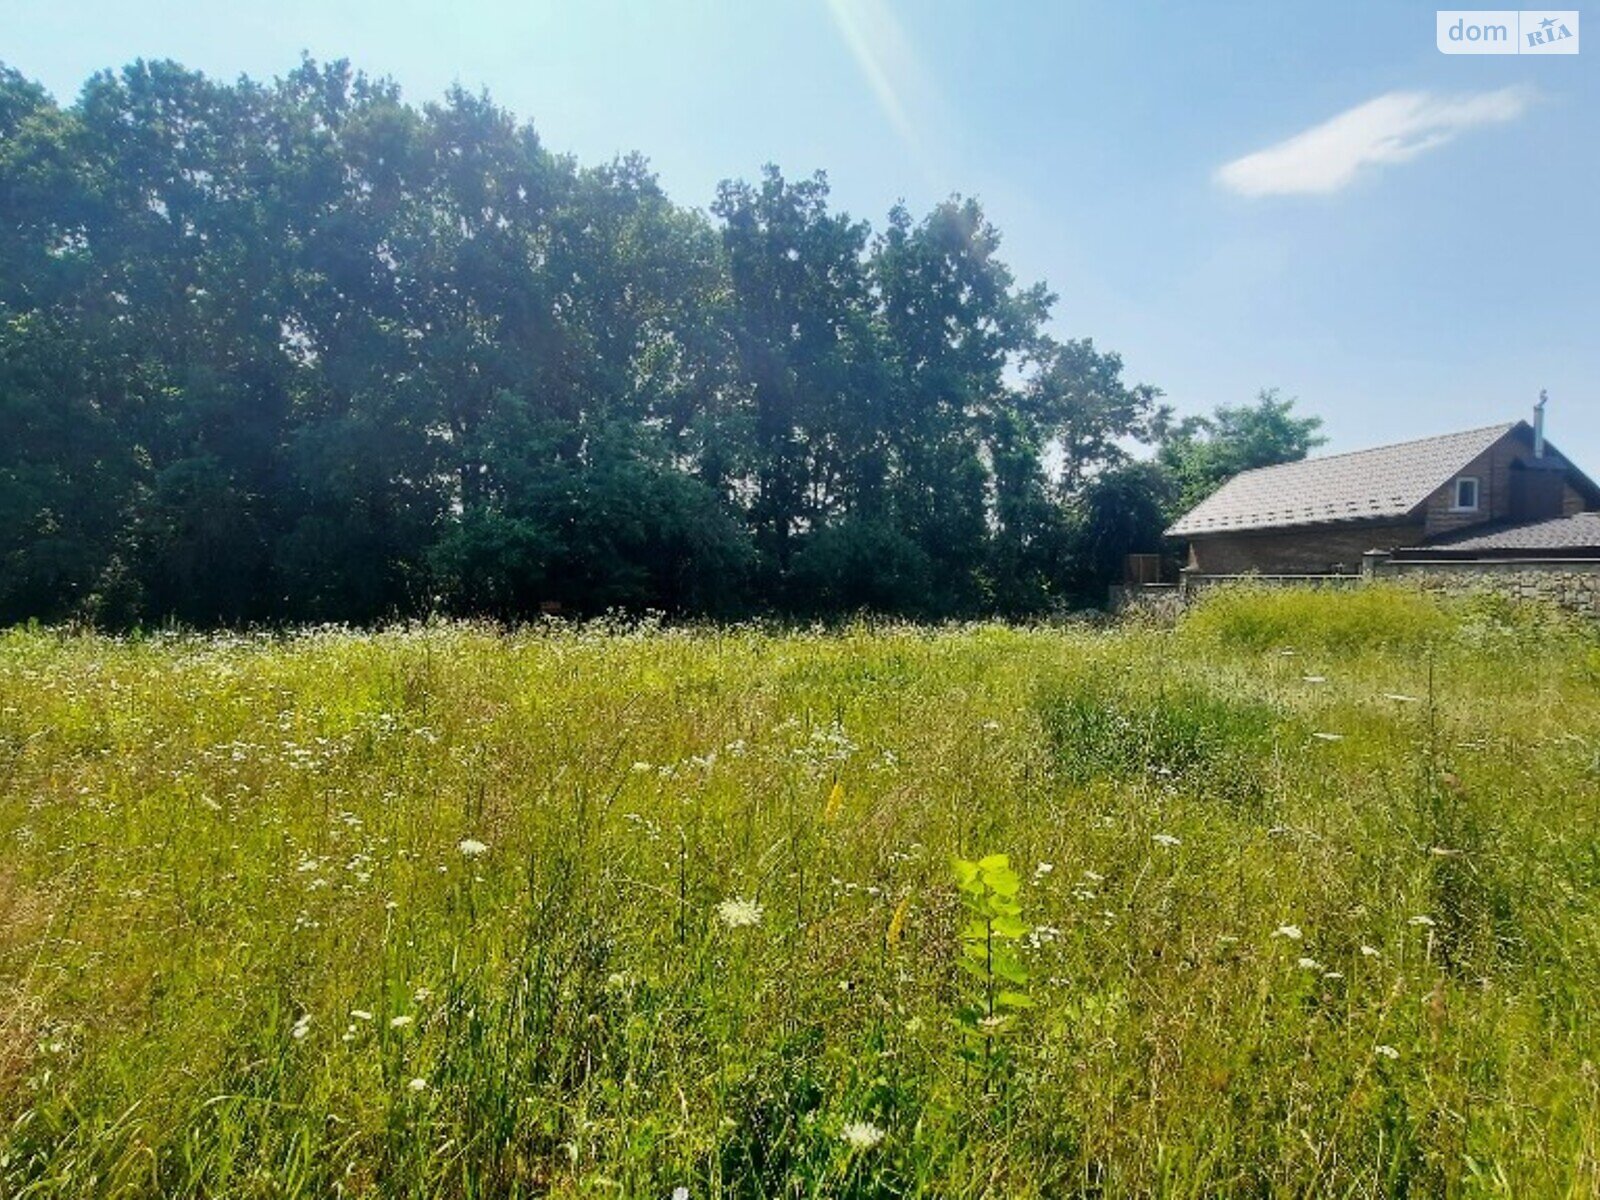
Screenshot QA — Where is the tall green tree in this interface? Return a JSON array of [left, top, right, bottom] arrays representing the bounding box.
[[1159, 388, 1326, 515], [1, 56, 1216, 625], [873, 198, 1051, 612], [713, 168, 881, 593]]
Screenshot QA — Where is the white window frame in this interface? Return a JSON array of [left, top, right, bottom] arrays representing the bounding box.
[[1452, 476, 1480, 512]]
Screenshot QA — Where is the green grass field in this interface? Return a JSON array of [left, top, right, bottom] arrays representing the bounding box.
[[3, 589, 1599, 1197]]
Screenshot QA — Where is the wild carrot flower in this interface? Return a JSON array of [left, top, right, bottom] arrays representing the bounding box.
[[841, 1121, 885, 1150], [1152, 833, 1181, 848], [1408, 915, 1436, 927], [291, 1014, 312, 1040], [408, 1076, 428, 1092], [389, 1014, 413, 1029], [1374, 1044, 1400, 1060], [716, 897, 763, 929], [457, 838, 489, 857], [1272, 924, 1303, 941]]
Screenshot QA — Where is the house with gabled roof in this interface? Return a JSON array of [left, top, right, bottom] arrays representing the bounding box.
[[1166, 407, 1600, 575]]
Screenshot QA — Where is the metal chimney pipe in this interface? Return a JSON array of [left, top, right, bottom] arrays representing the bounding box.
[[1534, 389, 1547, 457]]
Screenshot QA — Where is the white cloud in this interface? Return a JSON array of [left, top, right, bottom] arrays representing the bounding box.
[[1216, 87, 1535, 197]]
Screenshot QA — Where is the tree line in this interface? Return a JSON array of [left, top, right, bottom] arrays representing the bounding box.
[[0, 58, 1324, 626]]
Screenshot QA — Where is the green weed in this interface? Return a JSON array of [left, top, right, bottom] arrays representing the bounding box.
[[0, 597, 1596, 1196]]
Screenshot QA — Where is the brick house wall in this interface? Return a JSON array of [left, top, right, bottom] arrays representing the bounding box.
[[1187, 521, 1426, 574]]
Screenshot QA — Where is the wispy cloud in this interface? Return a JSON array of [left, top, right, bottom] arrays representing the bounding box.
[[1216, 87, 1535, 197]]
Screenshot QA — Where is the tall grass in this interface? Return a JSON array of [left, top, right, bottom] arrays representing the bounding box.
[[1, 593, 1598, 1196]]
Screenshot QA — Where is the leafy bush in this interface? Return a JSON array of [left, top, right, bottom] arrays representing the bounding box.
[[788, 519, 935, 616], [1178, 583, 1450, 653], [1036, 674, 1283, 802], [1450, 590, 1595, 651]]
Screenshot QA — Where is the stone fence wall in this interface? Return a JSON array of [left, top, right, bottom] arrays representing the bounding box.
[[1368, 557, 1600, 617], [1111, 557, 1600, 620]]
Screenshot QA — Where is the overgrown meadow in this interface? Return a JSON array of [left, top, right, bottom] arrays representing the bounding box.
[[2, 588, 1599, 1197]]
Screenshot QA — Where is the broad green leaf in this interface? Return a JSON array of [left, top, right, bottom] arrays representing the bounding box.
[[983, 868, 1021, 897], [960, 918, 991, 942], [992, 955, 1030, 985], [957, 957, 991, 981], [991, 914, 1028, 939]]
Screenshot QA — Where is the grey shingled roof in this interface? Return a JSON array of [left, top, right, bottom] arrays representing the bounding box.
[[1167, 423, 1517, 537], [1404, 512, 1600, 556]]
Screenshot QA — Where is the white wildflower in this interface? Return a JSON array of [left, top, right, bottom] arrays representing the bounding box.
[[1374, 1044, 1400, 1060], [408, 1076, 428, 1092], [1408, 915, 1436, 928], [1302, 674, 1327, 684], [672, 1189, 690, 1200], [1360, 944, 1381, 958], [457, 838, 489, 857], [716, 896, 764, 929], [1297, 956, 1321, 971], [350, 1009, 373, 1022], [291, 1014, 312, 1040], [840, 1120, 885, 1151], [1311, 732, 1344, 742], [1272, 924, 1303, 941], [1151, 833, 1181, 848], [389, 1014, 413, 1029], [1382, 693, 1420, 704]]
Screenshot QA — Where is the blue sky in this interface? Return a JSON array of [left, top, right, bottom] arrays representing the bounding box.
[[6, 1, 1597, 462]]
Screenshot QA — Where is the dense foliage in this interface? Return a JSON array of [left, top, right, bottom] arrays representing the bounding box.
[[0, 57, 1317, 625], [3, 589, 1598, 1195], [1158, 387, 1328, 515]]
